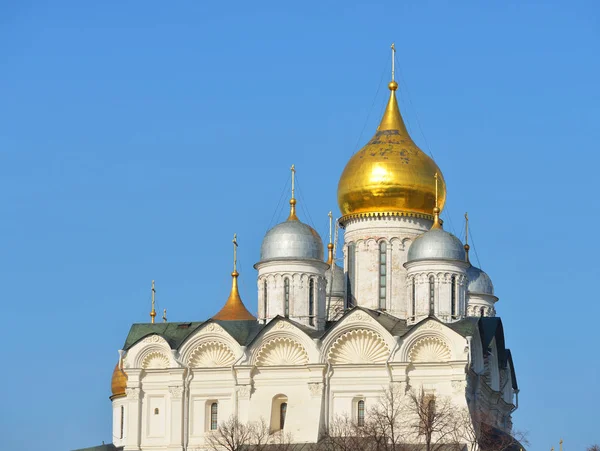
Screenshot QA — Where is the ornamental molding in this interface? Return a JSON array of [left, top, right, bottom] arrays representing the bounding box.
[[347, 312, 369, 323], [169, 386, 183, 399], [237, 385, 252, 399], [188, 341, 236, 367], [308, 382, 324, 396], [408, 336, 452, 363], [141, 350, 170, 369], [202, 323, 224, 334], [328, 329, 390, 364], [143, 335, 162, 344], [255, 337, 309, 366], [423, 321, 443, 331], [126, 387, 141, 400], [275, 321, 294, 331]]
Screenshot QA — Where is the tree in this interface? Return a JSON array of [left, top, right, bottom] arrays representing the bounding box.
[[206, 415, 293, 451], [587, 446, 600, 451], [404, 388, 462, 451]]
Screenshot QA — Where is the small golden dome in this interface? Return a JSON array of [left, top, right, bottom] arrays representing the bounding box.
[[213, 271, 256, 321], [110, 362, 127, 400], [337, 82, 446, 221]]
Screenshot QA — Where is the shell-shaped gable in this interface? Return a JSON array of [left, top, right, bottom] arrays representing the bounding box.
[[328, 329, 390, 364], [189, 341, 236, 367], [142, 351, 170, 369], [408, 336, 452, 362], [255, 337, 309, 366]]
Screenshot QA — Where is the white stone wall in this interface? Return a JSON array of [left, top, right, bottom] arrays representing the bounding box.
[[117, 311, 515, 449], [342, 216, 431, 318], [255, 260, 328, 329]]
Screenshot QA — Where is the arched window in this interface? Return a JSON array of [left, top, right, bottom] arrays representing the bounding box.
[[412, 278, 416, 318], [154, 408, 159, 415], [280, 402, 288, 429], [480, 307, 485, 317], [429, 276, 435, 315], [284, 278, 290, 318], [120, 405, 124, 439], [347, 243, 356, 308], [210, 402, 218, 430], [357, 400, 365, 426], [263, 280, 268, 320], [308, 278, 315, 326], [451, 275, 456, 318], [379, 242, 387, 310]]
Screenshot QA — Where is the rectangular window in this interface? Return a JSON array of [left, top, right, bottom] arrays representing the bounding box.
[[451, 276, 456, 318], [357, 400, 365, 427], [210, 403, 218, 430], [412, 278, 416, 318], [284, 278, 290, 318], [309, 279, 315, 326], [429, 276, 435, 316]]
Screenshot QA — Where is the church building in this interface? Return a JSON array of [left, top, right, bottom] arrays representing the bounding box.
[[79, 49, 520, 451]]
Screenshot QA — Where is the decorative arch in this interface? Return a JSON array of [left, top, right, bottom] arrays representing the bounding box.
[[141, 350, 170, 369], [408, 336, 452, 362], [255, 337, 309, 366], [178, 322, 243, 365], [188, 341, 236, 367], [328, 329, 390, 364]]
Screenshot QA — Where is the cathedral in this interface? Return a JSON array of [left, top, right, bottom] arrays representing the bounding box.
[[79, 51, 520, 451]]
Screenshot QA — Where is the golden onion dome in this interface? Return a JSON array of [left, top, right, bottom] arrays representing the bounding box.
[[110, 362, 127, 400], [337, 80, 446, 221], [212, 270, 256, 321]]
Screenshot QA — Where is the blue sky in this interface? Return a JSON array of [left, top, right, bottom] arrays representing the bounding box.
[[1, 1, 599, 450]]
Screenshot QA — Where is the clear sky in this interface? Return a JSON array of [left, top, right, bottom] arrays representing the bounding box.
[[1, 1, 599, 450]]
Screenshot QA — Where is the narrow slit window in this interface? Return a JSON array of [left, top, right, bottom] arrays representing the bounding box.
[[412, 278, 416, 317], [451, 276, 456, 318], [120, 405, 124, 439], [280, 402, 287, 430], [357, 400, 365, 426], [284, 278, 290, 318], [210, 402, 218, 430], [309, 279, 315, 326], [378, 242, 387, 310], [347, 243, 356, 309], [429, 276, 435, 315]]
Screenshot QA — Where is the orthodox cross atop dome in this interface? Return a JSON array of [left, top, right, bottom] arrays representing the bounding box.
[[288, 164, 298, 221], [150, 280, 156, 324]]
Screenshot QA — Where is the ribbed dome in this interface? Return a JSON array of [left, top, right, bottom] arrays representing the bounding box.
[[110, 362, 127, 399], [408, 228, 466, 262], [467, 265, 494, 295], [337, 81, 446, 221], [260, 220, 324, 262]]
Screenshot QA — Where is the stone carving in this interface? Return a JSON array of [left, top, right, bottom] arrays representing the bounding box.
[[328, 329, 390, 364], [205, 323, 224, 333], [256, 337, 309, 366], [308, 382, 324, 396], [348, 312, 368, 322], [169, 386, 183, 399], [188, 341, 236, 367], [451, 380, 466, 393], [143, 335, 161, 344], [276, 321, 293, 330], [141, 351, 170, 369], [424, 321, 442, 330], [408, 337, 452, 363], [126, 387, 141, 400], [237, 385, 251, 399]]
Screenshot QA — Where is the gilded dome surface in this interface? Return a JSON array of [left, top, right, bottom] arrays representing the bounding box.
[[466, 265, 494, 295], [407, 228, 466, 262], [338, 82, 446, 220], [260, 219, 324, 262], [111, 362, 127, 399]]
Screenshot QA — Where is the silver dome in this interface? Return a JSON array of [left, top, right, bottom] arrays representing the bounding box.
[[260, 220, 324, 262], [407, 228, 466, 262], [466, 265, 494, 295], [325, 263, 345, 295]]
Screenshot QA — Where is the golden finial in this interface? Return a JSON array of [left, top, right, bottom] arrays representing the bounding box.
[[327, 211, 334, 265], [431, 172, 442, 229], [150, 280, 156, 324], [213, 234, 256, 321], [162, 308, 167, 323], [288, 164, 299, 220], [464, 212, 470, 263]]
